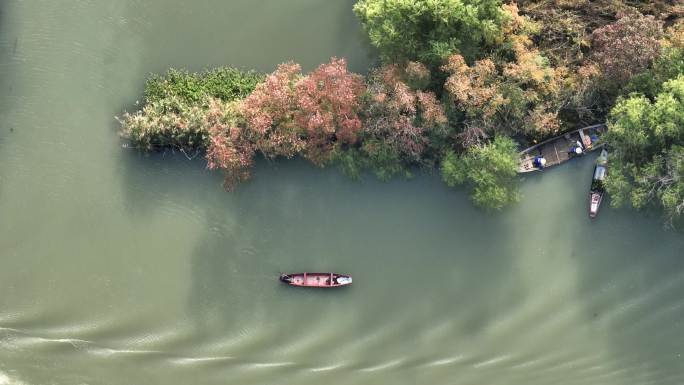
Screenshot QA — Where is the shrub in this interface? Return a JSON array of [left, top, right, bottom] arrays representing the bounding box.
[[120, 68, 263, 151], [119, 95, 211, 151]]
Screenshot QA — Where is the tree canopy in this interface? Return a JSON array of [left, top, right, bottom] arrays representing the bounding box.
[[605, 75, 684, 224], [441, 136, 519, 209], [353, 0, 505, 65]]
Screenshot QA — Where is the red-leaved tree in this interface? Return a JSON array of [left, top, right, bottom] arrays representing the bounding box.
[[363, 64, 447, 162], [204, 100, 255, 191], [592, 12, 664, 83], [240, 62, 305, 158], [294, 58, 366, 165]]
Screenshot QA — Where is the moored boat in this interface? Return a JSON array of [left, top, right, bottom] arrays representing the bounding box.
[[519, 124, 607, 173], [280, 273, 352, 288], [589, 148, 608, 218]]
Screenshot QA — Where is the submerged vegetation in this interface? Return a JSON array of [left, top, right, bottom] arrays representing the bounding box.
[[120, 0, 684, 221]]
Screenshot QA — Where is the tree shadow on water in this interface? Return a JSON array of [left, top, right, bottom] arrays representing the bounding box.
[[117, 148, 218, 219]]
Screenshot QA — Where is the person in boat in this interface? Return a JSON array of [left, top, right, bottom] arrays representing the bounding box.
[[533, 156, 546, 169], [569, 140, 583, 157]]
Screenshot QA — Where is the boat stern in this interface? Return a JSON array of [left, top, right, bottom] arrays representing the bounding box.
[[589, 192, 602, 218]]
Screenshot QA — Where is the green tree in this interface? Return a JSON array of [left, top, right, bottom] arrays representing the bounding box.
[[441, 136, 519, 209], [353, 0, 505, 65], [623, 23, 684, 99], [605, 75, 684, 224]]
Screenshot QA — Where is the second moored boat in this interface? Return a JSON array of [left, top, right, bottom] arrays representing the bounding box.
[[589, 148, 608, 218]]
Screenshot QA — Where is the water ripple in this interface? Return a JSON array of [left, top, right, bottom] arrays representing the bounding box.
[[358, 359, 404, 372], [168, 356, 234, 366], [308, 363, 345, 372], [472, 354, 511, 368], [421, 355, 465, 367]]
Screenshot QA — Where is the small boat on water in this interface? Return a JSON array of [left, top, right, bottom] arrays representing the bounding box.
[[519, 124, 607, 173], [280, 273, 352, 288], [589, 148, 608, 218]]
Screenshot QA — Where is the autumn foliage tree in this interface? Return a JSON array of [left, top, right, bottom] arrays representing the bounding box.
[[591, 12, 664, 84], [294, 58, 366, 165], [240, 62, 305, 159], [334, 62, 447, 180], [441, 4, 564, 142], [238, 58, 365, 165], [207, 58, 366, 187], [205, 100, 255, 190]]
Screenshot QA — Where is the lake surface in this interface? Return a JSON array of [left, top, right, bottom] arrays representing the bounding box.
[[1, 1, 684, 385]]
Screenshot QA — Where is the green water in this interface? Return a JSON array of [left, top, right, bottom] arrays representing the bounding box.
[[1, 1, 683, 385]]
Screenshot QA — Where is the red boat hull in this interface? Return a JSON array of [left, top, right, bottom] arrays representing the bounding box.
[[280, 273, 352, 288]]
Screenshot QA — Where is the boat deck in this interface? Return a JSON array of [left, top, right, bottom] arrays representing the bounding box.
[[519, 125, 606, 173], [521, 133, 577, 170], [281, 272, 352, 287], [291, 274, 332, 286]]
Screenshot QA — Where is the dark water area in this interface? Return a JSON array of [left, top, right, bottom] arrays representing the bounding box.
[[0, 1, 683, 385]]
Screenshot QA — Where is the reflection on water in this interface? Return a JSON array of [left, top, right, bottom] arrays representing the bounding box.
[[0, 1, 683, 385]]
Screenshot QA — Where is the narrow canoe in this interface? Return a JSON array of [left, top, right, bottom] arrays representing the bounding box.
[[280, 273, 352, 288], [589, 148, 608, 218], [519, 124, 607, 173]]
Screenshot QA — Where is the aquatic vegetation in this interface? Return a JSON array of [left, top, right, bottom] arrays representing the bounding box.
[[118, 95, 213, 151], [144, 67, 263, 104], [120, 67, 262, 151]]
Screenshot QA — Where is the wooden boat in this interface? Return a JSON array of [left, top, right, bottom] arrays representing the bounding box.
[[589, 148, 608, 218], [280, 273, 352, 288], [518, 124, 607, 173]]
